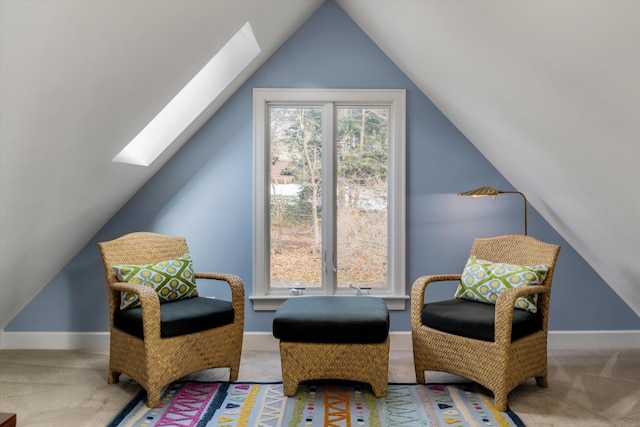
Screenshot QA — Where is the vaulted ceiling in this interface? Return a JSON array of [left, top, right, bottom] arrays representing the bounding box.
[[1, 0, 638, 330]]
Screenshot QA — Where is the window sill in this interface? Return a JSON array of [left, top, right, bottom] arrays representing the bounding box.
[[249, 294, 409, 311]]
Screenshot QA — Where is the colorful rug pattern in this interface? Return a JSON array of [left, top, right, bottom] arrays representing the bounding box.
[[108, 381, 525, 427]]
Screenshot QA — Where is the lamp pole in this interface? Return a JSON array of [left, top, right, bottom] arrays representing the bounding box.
[[497, 190, 527, 235], [457, 186, 528, 235]]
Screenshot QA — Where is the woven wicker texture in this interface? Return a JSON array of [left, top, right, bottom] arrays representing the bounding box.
[[280, 338, 390, 397], [98, 232, 245, 408], [411, 234, 560, 411]]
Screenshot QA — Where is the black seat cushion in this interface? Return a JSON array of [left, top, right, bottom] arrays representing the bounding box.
[[273, 296, 389, 344], [114, 296, 234, 339], [421, 298, 542, 342]]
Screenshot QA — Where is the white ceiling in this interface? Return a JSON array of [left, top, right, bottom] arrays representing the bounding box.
[[1, 0, 638, 330]]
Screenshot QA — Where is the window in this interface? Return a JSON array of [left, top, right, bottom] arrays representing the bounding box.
[[113, 22, 260, 166], [251, 89, 406, 310]]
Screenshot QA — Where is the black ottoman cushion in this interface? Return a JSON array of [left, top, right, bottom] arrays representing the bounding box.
[[273, 296, 389, 344], [421, 298, 542, 342]]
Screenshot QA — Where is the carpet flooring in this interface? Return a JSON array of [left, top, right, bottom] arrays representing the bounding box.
[[0, 348, 638, 426]]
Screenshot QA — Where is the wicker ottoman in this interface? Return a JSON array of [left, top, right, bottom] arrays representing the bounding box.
[[273, 296, 390, 397]]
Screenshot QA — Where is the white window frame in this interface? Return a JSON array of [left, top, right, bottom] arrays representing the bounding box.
[[251, 88, 407, 310]]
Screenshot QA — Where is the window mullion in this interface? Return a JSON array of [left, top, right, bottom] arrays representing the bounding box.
[[321, 103, 336, 294]]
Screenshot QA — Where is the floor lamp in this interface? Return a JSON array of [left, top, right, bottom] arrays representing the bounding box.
[[458, 186, 528, 235]]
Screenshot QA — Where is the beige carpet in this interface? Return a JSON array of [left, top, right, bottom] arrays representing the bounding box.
[[0, 348, 638, 426]]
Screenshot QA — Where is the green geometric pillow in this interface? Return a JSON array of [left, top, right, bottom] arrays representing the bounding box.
[[113, 253, 198, 310], [454, 256, 549, 313]]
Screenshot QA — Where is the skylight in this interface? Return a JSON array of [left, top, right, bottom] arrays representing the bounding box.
[[113, 22, 261, 166]]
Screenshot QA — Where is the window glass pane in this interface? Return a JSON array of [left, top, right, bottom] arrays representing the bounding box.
[[336, 107, 388, 288], [269, 107, 323, 288]]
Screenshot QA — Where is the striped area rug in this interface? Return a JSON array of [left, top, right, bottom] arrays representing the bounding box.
[[108, 381, 525, 427]]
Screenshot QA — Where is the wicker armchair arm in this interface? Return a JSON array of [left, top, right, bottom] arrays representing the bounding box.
[[195, 272, 245, 325], [410, 274, 461, 328], [195, 271, 243, 284], [494, 284, 549, 344], [108, 281, 162, 340]]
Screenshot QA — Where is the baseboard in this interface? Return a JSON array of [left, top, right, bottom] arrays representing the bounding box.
[[0, 331, 412, 351], [1, 331, 111, 350], [1, 330, 639, 350], [547, 330, 640, 349]]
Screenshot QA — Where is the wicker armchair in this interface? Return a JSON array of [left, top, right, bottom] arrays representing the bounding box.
[[98, 232, 244, 407], [411, 234, 560, 411]]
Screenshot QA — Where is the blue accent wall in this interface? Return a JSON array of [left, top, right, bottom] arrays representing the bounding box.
[[8, 1, 639, 332]]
